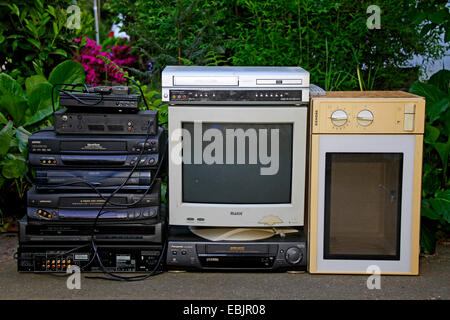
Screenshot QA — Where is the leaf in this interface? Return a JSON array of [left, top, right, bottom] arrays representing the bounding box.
[[427, 97, 449, 123], [0, 113, 8, 125], [27, 81, 53, 115], [27, 38, 41, 50], [420, 222, 437, 255], [0, 121, 13, 156], [0, 74, 28, 125], [409, 81, 447, 105], [421, 199, 442, 221], [432, 141, 450, 175], [428, 69, 450, 94], [1, 158, 25, 179], [48, 60, 85, 88], [424, 123, 440, 144], [25, 75, 47, 97], [50, 49, 67, 58], [15, 126, 31, 153], [428, 190, 450, 224]]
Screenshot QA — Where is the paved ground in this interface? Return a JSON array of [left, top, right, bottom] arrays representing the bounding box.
[[0, 233, 449, 300]]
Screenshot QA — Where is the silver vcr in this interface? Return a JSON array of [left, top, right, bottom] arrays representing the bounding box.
[[162, 66, 310, 105]]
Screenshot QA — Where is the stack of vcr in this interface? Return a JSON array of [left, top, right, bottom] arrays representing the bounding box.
[[18, 86, 166, 273]]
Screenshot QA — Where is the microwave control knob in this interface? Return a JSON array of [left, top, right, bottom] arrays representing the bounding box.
[[330, 110, 348, 126], [357, 110, 374, 126], [285, 247, 303, 265]]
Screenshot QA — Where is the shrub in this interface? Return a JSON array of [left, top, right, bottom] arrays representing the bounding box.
[[106, 0, 448, 89], [0, 1, 94, 84], [410, 69, 450, 254], [0, 60, 85, 217]]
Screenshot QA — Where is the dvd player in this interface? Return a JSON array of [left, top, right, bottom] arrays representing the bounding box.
[[54, 109, 158, 135], [162, 66, 310, 104], [166, 226, 307, 271]]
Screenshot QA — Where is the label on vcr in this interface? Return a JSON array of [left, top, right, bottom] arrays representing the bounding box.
[[169, 90, 302, 102]]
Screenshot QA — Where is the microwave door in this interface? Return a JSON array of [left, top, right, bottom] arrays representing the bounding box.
[[316, 135, 415, 273]]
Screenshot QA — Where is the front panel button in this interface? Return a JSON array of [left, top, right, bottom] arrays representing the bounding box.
[[357, 110, 374, 126], [330, 110, 348, 126]]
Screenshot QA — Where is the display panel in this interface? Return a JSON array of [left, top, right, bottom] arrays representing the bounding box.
[[182, 123, 293, 204], [324, 153, 403, 260]]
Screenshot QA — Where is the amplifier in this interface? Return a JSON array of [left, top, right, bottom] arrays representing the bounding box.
[[34, 169, 154, 192], [59, 91, 141, 113], [19, 216, 163, 243], [18, 244, 163, 273], [54, 109, 158, 135], [166, 226, 306, 271], [29, 127, 164, 154]]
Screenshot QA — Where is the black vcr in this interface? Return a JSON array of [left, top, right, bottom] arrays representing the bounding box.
[[166, 226, 307, 271], [34, 169, 154, 192], [29, 127, 164, 154], [19, 215, 164, 243]]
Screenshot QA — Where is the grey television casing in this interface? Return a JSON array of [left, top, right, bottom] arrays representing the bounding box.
[[164, 66, 309, 227]]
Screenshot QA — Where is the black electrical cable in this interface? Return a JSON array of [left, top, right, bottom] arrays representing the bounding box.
[[125, 77, 150, 110], [32, 81, 165, 280], [87, 137, 168, 281]]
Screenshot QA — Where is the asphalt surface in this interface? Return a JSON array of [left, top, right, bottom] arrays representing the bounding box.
[[0, 233, 449, 300]]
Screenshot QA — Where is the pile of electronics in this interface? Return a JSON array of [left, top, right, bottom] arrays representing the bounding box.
[[16, 66, 425, 277], [17, 84, 167, 275]]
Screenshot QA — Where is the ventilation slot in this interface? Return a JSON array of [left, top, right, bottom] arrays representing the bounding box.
[[88, 125, 104, 131], [108, 125, 124, 131]]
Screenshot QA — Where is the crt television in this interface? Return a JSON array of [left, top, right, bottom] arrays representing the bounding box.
[[168, 106, 307, 227]]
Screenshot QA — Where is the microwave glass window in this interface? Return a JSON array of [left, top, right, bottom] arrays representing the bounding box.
[[181, 122, 293, 204], [324, 153, 403, 260]]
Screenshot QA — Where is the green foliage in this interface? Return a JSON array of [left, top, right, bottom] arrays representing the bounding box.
[[0, 60, 85, 205], [107, 0, 448, 90], [0, 0, 94, 83], [410, 69, 450, 254]]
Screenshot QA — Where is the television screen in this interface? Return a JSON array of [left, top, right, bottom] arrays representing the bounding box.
[[181, 122, 293, 204]]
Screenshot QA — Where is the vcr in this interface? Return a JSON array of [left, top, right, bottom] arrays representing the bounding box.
[[166, 227, 307, 271], [54, 109, 158, 135], [19, 216, 164, 243], [29, 127, 164, 154], [34, 169, 154, 192]]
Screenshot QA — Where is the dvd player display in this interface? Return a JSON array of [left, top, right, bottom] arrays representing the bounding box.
[[18, 244, 163, 273], [166, 227, 307, 271], [34, 170, 154, 191], [54, 109, 158, 135], [29, 127, 164, 154], [19, 216, 163, 243]]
